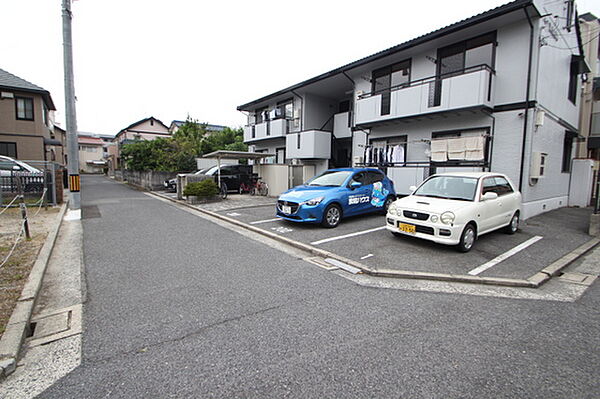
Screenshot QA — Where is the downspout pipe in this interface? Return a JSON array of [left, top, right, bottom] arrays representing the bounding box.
[[342, 71, 357, 130], [519, 6, 535, 191]]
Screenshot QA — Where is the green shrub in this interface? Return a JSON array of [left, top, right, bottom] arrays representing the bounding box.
[[183, 179, 219, 198]]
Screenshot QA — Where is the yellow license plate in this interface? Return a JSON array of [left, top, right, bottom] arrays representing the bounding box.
[[399, 223, 416, 234]]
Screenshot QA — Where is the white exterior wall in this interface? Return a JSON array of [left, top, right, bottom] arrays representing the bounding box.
[[532, 2, 581, 129], [303, 93, 337, 131], [493, 20, 532, 105]]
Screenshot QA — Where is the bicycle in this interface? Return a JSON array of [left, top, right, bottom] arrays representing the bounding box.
[[254, 179, 268, 196], [214, 177, 228, 199], [239, 177, 268, 196]]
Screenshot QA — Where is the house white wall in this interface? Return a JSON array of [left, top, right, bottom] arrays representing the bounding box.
[[494, 20, 532, 105]]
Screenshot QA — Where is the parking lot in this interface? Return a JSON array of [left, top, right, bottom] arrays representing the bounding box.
[[213, 202, 594, 281]]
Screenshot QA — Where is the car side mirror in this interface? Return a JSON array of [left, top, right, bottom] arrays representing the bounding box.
[[409, 185, 416, 193], [482, 192, 498, 201], [350, 181, 362, 190]]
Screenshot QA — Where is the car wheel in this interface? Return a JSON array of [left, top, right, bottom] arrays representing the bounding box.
[[504, 212, 519, 234], [382, 195, 395, 214], [456, 224, 476, 253], [321, 204, 342, 228]]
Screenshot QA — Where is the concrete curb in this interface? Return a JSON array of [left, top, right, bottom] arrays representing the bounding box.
[[150, 191, 573, 289], [0, 201, 68, 380], [526, 238, 600, 285]]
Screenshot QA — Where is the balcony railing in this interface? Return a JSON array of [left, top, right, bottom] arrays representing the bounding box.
[[355, 64, 494, 126], [333, 112, 352, 139], [243, 118, 290, 143], [286, 130, 331, 159]]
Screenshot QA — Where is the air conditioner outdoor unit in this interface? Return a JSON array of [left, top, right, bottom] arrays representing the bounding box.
[[291, 158, 301, 165]]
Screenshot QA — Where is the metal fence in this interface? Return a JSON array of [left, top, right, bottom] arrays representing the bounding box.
[[0, 161, 63, 206], [594, 168, 600, 214]]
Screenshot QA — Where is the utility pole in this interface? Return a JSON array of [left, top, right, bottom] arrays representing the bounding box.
[[62, 0, 81, 210]]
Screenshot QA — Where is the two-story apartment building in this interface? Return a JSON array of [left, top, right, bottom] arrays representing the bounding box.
[[0, 68, 61, 162], [238, 0, 587, 219]]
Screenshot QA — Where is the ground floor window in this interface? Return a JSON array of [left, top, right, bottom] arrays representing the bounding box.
[[365, 135, 407, 165], [0, 141, 17, 158]]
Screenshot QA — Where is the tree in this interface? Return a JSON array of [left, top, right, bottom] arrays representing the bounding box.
[[120, 119, 247, 172], [199, 127, 247, 155]]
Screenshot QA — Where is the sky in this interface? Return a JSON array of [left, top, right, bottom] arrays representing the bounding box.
[[1, 0, 599, 136]]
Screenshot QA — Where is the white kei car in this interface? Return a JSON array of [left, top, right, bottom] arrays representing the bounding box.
[[386, 172, 522, 252]]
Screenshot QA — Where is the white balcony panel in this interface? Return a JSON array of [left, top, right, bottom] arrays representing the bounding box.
[[243, 126, 254, 142], [355, 95, 381, 124], [393, 85, 423, 118], [269, 118, 287, 138], [355, 68, 493, 125], [255, 122, 268, 139], [286, 130, 331, 159], [333, 112, 352, 138], [244, 120, 289, 143]]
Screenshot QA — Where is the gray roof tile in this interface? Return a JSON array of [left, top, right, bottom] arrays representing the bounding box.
[[0, 68, 56, 110]]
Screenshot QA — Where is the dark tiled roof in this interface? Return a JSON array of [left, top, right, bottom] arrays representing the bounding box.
[[117, 116, 169, 135], [0, 68, 56, 110], [237, 0, 534, 110], [171, 120, 227, 131], [579, 12, 599, 22]]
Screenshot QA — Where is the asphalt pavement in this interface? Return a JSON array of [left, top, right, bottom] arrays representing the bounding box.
[[36, 176, 600, 398]]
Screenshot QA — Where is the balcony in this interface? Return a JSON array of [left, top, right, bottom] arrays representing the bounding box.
[[286, 130, 331, 159], [355, 65, 494, 126], [333, 112, 352, 139], [243, 118, 289, 143]]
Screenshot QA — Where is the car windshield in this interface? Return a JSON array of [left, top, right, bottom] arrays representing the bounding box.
[[306, 171, 352, 187], [202, 166, 232, 176], [194, 167, 211, 175], [414, 176, 478, 201]]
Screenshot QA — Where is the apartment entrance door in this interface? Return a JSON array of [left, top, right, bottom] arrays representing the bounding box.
[[331, 138, 352, 168]]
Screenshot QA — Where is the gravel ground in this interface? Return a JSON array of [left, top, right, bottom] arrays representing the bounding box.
[[0, 205, 59, 336]]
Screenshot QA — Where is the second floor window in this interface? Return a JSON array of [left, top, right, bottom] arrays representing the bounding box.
[[16, 97, 34, 121], [372, 59, 411, 115], [277, 99, 293, 120]]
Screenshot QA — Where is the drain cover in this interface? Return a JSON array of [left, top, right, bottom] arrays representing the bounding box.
[[81, 205, 101, 219]]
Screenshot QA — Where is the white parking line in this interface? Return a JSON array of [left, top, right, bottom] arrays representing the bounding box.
[[468, 235, 544, 276], [311, 226, 386, 245], [250, 218, 280, 225], [360, 254, 374, 260]]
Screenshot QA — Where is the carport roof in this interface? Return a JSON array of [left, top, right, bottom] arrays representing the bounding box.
[[202, 150, 275, 159]]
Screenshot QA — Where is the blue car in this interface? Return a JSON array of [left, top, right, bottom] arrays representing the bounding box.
[[276, 168, 396, 228]]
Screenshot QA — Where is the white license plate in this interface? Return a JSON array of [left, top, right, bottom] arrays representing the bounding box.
[[282, 205, 292, 214]]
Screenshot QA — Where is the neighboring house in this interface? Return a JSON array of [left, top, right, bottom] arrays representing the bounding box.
[[0, 68, 61, 163], [78, 135, 106, 173], [168, 120, 227, 134], [578, 13, 600, 159], [52, 125, 67, 166], [238, 0, 588, 218], [78, 132, 116, 173], [111, 116, 170, 170]]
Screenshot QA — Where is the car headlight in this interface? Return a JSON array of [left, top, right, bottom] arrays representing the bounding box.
[[388, 203, 398, 216], [430, 215, 438, 223], [440, 211, 455, 225], [303, 196, 324, 206]]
